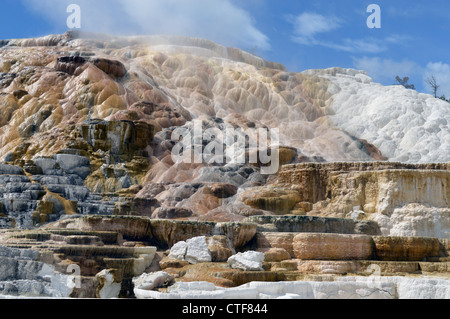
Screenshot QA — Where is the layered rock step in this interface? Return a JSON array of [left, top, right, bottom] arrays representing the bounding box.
[[0, 117, 157, 230], [0, 159, 141, 229], [0, 225, 158, 298], [0, 215, 262, 298], [269, 259, 450, 276], [1, 214, 448, 299], [133, 215, 449, 297], [245, 215, 381, 235], [278, 162, 450, 198], [244, 215, 449, 280], [256, 232, 446, 262], [0, 244, 65, 298], [274, 162, 450, 239], [49, 215, 258, 250], [240, 162, 449, 239], [0, 165, 45, 228], [51, 245, 156, 278]]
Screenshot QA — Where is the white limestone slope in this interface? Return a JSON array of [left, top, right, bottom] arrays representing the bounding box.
[[304, 68, 450, 163]]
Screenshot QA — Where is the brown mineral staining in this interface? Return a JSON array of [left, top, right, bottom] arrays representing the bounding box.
[[0, 32, 385, 167], [56, 56, 87, 76], [91, 58, 127, 79], [373, 236, 443, 261], [240, 186, 302, 215]]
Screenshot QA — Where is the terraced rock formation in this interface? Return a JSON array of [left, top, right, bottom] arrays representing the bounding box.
[[0, 32, 448, 299], [1, 214, 448, 299], [0, 225, 157, 298], [239, 162, 449, 240], [134, 215, 449, 299]]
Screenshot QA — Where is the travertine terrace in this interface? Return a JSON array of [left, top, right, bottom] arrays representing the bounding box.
[[0, 32, 448, 299]]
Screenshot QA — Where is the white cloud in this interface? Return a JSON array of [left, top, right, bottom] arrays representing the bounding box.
[[322, 38, 388, 54], [21, 0, 270, 51], [384, 34, 413, 45], [423, 62, 450, 98], [291, 12, 342, 42], [289, 12, 408, 54], [352, 57, 421, 83], [294, 36, 393, 54]]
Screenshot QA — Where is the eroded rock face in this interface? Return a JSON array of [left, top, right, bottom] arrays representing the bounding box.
[[328, 169, 449, 216], [278, 162, 449, 212], [79, 120, 154, 159], [262, 247, 291, 262], [292, 233, 374, 261], [151, 207, 193, 219], [256, 232, 376, 261], [147, 220, 216, 248], [0, 161, 90, 228], [0, 224, 158, 298], [239, 186, 301, 215], [207, 235, 236, 262], [47, 216, 257, 252], [0, 116, 158, 228], [275, 162, 450, 238], [245, 215, 381, 235], [56, 55, 127, 80], [91, 58, 127, 79], [373, 236, 443, 261], [51, 215, 152, 241], [0, 245, 77, 298], [148, 219, 257, 250], [55, 56, 87, 76], [256, 232, 296, 257]]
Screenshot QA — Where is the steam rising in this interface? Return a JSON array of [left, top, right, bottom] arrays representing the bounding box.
[[22, 0, 270, 51]]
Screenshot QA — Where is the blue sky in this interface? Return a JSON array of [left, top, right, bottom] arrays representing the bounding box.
[[1, 0, 449, 96]]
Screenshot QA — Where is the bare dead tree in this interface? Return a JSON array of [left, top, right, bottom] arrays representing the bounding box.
[[426, 75, 440, 98]]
